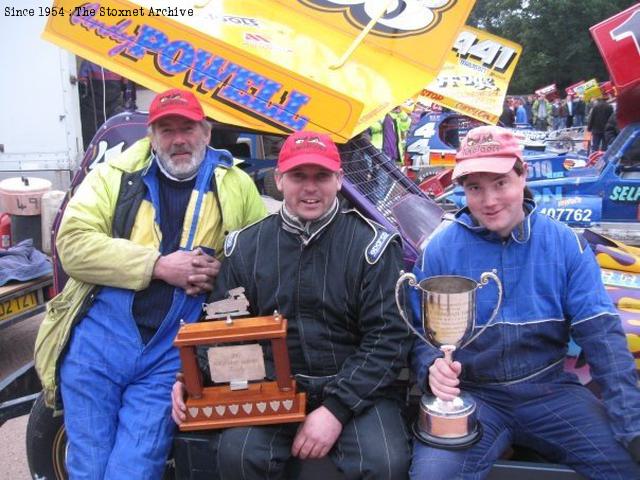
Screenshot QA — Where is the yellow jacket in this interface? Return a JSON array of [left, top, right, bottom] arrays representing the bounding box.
[[35, 138, 267, 409]]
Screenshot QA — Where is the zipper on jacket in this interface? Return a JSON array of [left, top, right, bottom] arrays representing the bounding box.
[[295, 237, 314, 375]]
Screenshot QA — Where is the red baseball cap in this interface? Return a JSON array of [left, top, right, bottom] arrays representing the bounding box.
[[453, 125, 523, 180], [147, 88, 205, 125], [277, 131, 341, 173]]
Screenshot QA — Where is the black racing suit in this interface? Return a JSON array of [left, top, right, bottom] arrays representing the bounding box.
[[212, 204, 412, 424]]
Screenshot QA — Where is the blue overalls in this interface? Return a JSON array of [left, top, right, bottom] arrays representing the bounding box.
[[410, 204, 640, 479], [60, 155, 218, 479]]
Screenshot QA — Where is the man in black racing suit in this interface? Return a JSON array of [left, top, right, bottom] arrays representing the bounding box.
[[172, 130, 412, 479]]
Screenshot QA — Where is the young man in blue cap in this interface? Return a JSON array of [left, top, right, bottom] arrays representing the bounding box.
[[410, 125, 640, 479]]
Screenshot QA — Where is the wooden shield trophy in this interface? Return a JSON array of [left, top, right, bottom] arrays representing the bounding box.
[[174, 288, 306, 431]]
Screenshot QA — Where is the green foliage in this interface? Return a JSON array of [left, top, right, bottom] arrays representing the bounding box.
[[468, 0, 638, 94]]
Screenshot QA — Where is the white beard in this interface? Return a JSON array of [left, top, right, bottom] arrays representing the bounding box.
[[155, 144, 206, 180]]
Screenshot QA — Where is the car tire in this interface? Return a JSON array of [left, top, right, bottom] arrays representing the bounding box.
[[262, 168, 283, 201], [26, 393, 68, 480], [25, 392, 176, 480]]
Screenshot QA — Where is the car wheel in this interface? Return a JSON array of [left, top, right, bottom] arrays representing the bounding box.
[[26, 393, 68, 479], [262, 168, 283, 201], [26, 392, 176, 479]]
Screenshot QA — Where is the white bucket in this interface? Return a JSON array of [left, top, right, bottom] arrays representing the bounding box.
[[41, 190, 66, 255], [0, 177, 52, 216]]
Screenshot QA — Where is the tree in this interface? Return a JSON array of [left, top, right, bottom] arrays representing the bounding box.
[[468, 0, 638, 94]]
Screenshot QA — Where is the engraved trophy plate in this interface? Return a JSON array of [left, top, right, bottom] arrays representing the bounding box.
[[208, 344, 266, 384], [396, 272, 503, 449]]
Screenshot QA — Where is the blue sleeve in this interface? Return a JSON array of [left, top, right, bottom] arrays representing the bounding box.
[[564, 232, 616, 324], [566, 233, 640, 446], [572, 312, 640, 447], [409, 237, 446, 393]]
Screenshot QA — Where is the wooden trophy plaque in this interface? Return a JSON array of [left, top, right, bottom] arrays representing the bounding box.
[[174, 309, 306, 431]]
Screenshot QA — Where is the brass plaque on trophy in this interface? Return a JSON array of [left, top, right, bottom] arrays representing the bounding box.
[[174, 304, 306, 431]]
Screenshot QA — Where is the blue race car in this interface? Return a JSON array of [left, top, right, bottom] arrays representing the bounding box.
[[443, 123, 640, 242]]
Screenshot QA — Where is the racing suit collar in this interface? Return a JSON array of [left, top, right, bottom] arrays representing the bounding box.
[[454, 198, 537, 244], [280, 198, 340, 246]]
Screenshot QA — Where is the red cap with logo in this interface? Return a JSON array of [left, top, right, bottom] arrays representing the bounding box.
[[453, 125, 523, 180], [147, 88, 205, 125], [277, 131, 341, 173]]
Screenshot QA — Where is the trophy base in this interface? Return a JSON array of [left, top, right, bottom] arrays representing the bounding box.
[[412, 420, 482, 450], [179, 380, 306, 431]]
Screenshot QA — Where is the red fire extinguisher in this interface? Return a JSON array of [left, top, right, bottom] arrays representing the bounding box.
[[0, 212, 11, 249]]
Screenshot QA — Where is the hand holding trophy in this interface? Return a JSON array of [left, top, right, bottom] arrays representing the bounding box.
[[395, 272, 503, 449]]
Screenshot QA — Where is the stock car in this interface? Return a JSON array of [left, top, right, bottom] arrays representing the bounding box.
[[404, 110, 589, 175], [454, 124, 639, 235], [405, 111, 595, 198], [418, 111, 640, 242], [404, 110, 481, 174], [528, 125, 640, 231]]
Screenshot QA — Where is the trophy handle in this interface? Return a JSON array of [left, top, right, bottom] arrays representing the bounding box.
[[462, 271, 503, 348], [395, 271, 433, 347]]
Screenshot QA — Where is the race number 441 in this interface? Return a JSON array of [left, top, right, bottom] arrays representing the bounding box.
[[453, 31, 517, 73]]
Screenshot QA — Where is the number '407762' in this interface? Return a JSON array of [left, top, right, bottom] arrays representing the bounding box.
[[539, 207, 592, 224]]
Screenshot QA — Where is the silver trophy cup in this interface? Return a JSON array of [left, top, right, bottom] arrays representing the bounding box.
[[396, 272, 503, 449]]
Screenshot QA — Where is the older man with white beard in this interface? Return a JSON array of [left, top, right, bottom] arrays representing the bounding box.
[[35, 88, 267, 479]]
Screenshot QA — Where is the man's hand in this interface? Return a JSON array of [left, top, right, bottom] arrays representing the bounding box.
[[185, 248, 221, 296], [291, 406, 343, 459], [428, 357, 462, 401], [171, 378, 187, 425], [153, 248, 220, 296]]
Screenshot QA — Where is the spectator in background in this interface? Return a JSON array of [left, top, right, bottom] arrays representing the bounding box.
[[604, 111, 620, 149], [532, 94, 551, 131], [369, 119, 383, 150], [588, 97, 614, 151], [515, 98, 528, 126], [586, 98, 598, 122], [499, 99, 515, 128], [565, 95, 575, 128], [382, 106, 412, 164], [560, 99, 569, 129], [78, 59, 136, 149], [573, 95, 586, 127], [524, 95, 535, 126], [551, 98, 567, 131]]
